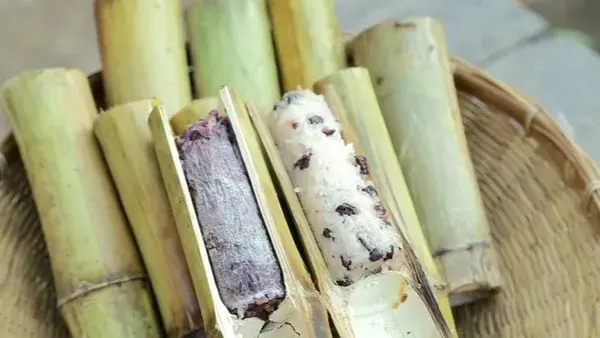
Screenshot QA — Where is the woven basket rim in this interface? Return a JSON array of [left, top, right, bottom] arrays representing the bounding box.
[[1, 58, 598, 210]]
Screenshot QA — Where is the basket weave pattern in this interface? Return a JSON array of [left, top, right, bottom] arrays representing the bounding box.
[[0, 60, 599, 337]]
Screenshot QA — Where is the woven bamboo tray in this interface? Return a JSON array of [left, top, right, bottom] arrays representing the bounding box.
[[1, 58, 599, 337]]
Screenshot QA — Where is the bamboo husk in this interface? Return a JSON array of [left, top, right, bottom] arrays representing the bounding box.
[[93, 99, 203, 338], [94, 0, 191, 116], [149, 91, 331, 338], [349, 18, 502, 306], [267, 0, 345, 91], [0, 68, 161, 337], [185, 0, 280, 114], [314, 67, 457, 336], [248, 96, 451, 337], [170, 97, 221, 136]]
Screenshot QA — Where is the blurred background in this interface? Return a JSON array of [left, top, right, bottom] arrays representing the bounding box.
[[0, 0, 599, 161]]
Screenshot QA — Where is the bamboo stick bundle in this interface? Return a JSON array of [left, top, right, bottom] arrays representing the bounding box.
[[0, 68, 161, 337], [94, 0, 191, 116], [314, 67, 457, 336], [170, 97, 221, 136], [248, 89, 452, 337], [185, 0, 280, 114], [93, 99, 203, 338], [149, 90, 331, 338], [267, 0, 345, 91], [349, 18, 502, 306]]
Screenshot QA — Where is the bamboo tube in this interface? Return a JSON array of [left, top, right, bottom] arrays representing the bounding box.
[[349, 18, 502, 306], [170, 97, 221, 136], [95, 0, 191, 116], [185, 0, 280, 114], [0, 68, 161, 337], [249, 92, 451, 337], [149, 93, 330, 338], [267, 0, 345, 91], [315, 67, 457, 335], [93, 99, 203, 338]]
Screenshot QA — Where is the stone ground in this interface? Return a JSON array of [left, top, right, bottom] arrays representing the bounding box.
[[0, 0, 599, 162]]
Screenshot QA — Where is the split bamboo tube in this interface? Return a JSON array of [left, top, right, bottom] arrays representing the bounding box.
[[170, 97, 221, 136], [0, 68, 161, 337], [186, 0, 280, 114], [315, 67, 457, 336], [94, 0, 191, 116], [93, 99, 203, 338], [249, 95, 451, 338], [350, 18, 502, 306], [149, 93, 330, 338], [267, 0, 345, 91]]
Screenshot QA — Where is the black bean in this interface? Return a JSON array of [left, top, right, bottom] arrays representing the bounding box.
[[308, 115, 324, 124], [291, 121, 298, 129], [355, 155, 369, 175], [293, 152, 312, 170], [374, 204, 387, 219], [321, 128, 336, 136], [335, 277, 352, 287], [384, 246, 395, 261], [322, 228, 334, 240], [335, 203, 358, 216], [368, 249, 384, 262], [340, 256, 352, 270], [361, 185, 377, 197]]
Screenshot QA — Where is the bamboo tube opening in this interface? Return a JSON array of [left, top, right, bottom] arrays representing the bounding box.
[[170, 97, 221, 136]]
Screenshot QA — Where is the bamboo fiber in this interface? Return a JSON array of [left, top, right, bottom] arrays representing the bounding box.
[[349, 18, 502, 306], [93, 99, 203, 338], [149, 93, 330, 338], [0, 68, 161, 337], [185, 0, 280, 114], [267, 0, 345, 91], [94, 0, 191, 116], [170, 97, 221, 136], [314, 67, 457, 336]]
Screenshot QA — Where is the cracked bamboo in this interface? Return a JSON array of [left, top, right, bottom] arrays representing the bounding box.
[[149, 92, 331, 338], [349, 18, 502, 306], [94, 99, 203, 338], [0, 68, 161, 338], [94, 0, 191, 116]]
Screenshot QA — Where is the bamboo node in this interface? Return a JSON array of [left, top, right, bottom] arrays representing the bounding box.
[[56, 274, 148, 308]]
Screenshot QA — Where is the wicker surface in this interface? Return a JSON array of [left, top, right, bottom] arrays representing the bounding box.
[[1, 60, 599, 337]]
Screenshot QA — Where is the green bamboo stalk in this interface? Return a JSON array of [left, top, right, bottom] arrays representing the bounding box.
[[1, 68, 161, 337], [267, 0, 345, 91], [349, 18, 502, 306], [185, 0, 280, 114], [95, 0, 191, 116], [94, 99, 204, 338]]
